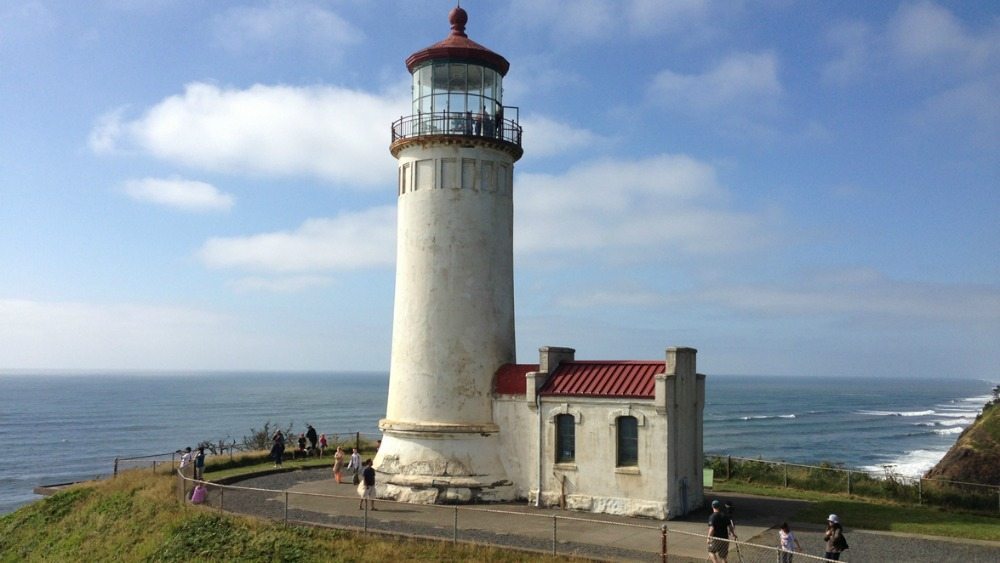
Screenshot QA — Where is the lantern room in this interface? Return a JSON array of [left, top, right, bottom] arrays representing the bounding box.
[[391, 6, 521, 151]]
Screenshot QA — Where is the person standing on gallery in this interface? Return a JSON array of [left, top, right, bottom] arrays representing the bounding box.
[[358, 459, 376, 510], [332, 446, 345, 483], [707, 499, 735, 563]]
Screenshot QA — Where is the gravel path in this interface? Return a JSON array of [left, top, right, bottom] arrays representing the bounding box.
[[204, 468, 1000, 562]]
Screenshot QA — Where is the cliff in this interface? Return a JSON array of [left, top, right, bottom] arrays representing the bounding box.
[[924, 388, 1000, 485]]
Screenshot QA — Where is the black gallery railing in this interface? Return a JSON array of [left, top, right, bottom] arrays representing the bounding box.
[[391, 111, 522, 146]]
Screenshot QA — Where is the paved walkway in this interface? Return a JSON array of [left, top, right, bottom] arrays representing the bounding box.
[[213, 468, 1000, 562]]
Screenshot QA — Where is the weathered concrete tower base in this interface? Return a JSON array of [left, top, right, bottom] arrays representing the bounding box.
[[376, 430, 515, 503]]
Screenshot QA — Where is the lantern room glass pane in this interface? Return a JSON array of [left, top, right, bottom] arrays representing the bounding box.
[[467, 65, 483, 97], [418, 66, 432, 97], [432, 65, 449, 96], [483, 68, 495, 102], [449, 64, 467, 92]]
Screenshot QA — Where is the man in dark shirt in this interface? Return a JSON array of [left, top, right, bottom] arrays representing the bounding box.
[[359, 459, 377, 511], [707, 499, 735, 562]]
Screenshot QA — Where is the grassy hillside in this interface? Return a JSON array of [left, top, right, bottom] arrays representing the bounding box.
[[925, 396, 1000, 485], [0, 470, 578, 563]]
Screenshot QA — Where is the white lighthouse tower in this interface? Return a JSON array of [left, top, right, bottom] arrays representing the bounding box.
[[376, 6, 522, 503]]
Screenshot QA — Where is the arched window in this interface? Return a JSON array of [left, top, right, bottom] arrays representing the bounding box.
[[556, 413, 575, 463], [617, 416, 638, 467]]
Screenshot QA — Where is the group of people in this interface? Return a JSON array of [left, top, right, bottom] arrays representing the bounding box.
[[270, 425, 331, 466], [708, 499, 848, 562], [328, 446, 376, 509], [178, 446, 205, 480]]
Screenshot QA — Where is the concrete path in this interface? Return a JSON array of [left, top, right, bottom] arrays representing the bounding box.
[[213, 469, 1000, 562]]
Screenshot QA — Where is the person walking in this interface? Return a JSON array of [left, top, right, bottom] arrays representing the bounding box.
[[823, 514, 848, 560], [358, 459, 376, 510], [271, 431, 285, 467], [707, 499, 735, 563], [777, 522, 802, 563], [332, 446, 345, 483], [347, 447, 362, 483], [306, 425, 318, 455]]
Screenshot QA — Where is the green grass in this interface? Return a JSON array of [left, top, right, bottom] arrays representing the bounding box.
[[711, 481, 1000, 542], [0, 469, 584, 562]]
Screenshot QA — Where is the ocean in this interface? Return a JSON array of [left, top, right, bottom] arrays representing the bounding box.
[[0, 372, 992, 515]]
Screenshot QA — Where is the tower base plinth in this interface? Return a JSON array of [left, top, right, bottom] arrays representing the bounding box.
[[374, 423, 515, 503]]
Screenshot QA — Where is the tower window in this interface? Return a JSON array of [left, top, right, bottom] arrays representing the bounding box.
[[556, 414, 575, 463], [616, 416, 638, 467]]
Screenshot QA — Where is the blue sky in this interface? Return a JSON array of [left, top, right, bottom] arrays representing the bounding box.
[[1, 0, 997, 377]]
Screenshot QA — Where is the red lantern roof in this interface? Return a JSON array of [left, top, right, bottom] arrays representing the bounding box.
[[405, 6, 510, 76]]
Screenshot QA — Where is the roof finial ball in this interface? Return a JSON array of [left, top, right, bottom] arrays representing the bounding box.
[[449, 4, 468, 37]]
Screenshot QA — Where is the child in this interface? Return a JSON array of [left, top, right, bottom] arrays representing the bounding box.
[[778, 522, 802, 563], [319, 434, 328, 457], [190, 483, 207, 505]]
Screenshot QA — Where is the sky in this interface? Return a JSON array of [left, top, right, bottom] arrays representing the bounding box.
[[0, 0, 997, 378]]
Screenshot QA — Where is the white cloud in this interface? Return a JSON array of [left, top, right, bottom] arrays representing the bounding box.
[[229, 275, 332, 293], [519, 115, 607, 158], [505, 0, 724, 44], [516, 154, 775, 257], [888, 1, 999, 73], [695, 280, 1000, 323], [822, 20, 874, 85], [213, 1, 362, 54], [506, 0, 614, 44], [648, 52, 783, 113], [198, 206, 396, 273], [90, 82, 407, 187], [123, 177, 234, 212]]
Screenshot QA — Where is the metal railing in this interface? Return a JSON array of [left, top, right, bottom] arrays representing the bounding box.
[[174, 468, 838, 562], [707, 454, 1000, 513], [391, 111, 522, 146]]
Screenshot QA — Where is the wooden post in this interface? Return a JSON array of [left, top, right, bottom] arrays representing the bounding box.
[[113, 457, 119, 478], [783, 463, 788, 488], [283, 491, 288, 525], [453, 506, 459, 543], [847, 470, 852, 495], [356, 432, 360, 452], [918, 478, 922, 505], [219, 488, 224, 512], [727, 456, 731, 481]]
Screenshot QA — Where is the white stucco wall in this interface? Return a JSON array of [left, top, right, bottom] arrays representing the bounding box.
[[385, 143, 515, 428], [494, 347, 706, 520]]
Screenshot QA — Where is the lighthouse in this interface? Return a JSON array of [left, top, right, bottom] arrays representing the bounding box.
[[376, 6, 522, 503]]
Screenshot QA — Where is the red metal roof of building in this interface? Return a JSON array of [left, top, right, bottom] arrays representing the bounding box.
[[405, 7, 511, 76], [494, 363, 538, 395], [540, 361, 664, 398]]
